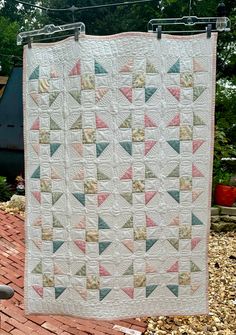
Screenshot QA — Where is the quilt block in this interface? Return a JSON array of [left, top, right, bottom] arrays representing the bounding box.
[[24, 32, 217, 319]]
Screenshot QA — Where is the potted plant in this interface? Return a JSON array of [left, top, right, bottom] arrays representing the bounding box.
[[214, 170, 235, 207]]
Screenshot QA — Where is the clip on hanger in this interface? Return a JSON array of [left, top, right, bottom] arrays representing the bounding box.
[[17, 22, 85, 46], [149, 15, 231, 39]]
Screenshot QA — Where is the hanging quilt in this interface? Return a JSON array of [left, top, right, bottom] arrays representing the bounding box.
[[24, 32, 217, 319]]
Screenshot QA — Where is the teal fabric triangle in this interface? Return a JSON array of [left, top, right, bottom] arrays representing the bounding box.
[[98, 217, 110, 229], [29, 65, 39, 80], [145, 87, 157, 102], [99, 241, 111, 255], [167, 140, 180, 153], [123, 263, 133, 275], [50, 118, 61, 130], [168, 59, 180, 73], [31, 166, 40, 179], [122, 217, 133, 228], [49, 92, 59, 106], [69, 90, 81, 104], [32, 261, 42, 274], [167, 284, 179, 297], [167, 165, 179, 177], [50, 143, 61, 156], [53, 215, 63, 228], [52, 192, 63, 205], [146, 239, 158, 251], [119, 142, 132, 155], [55, 287, 66, 299], [96, 142, 109, 157], [192, 213, 203, 225], [95, 61, 108, 74], [146, 284, 158, 298], [168, 190, 180, 203], [53, 240, 64, 253], [99, 288, 111, 301], [168, 238, 179, 251], [73, 193, 85, 206], [76, 264, 86, 276]]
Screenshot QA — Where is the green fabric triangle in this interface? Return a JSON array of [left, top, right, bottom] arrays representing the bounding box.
[[168, 190, 180, 203], [167, 165, 179, 178], [168, 59, 180, 73], [70, 115, 82, 129], [32, 261, 42, 274], [167, 140, 180, 154], [193, 86, 206, 101], [99, 288, 111, 301], [97, 169, 110, 180], [145, 87, 157, 102], [49, 92, 59, 106], [53, 215, 63, 228], [123, 263, 133, 275], [31, 166, 40, 179], [168, 238, 179, 251], [52, 192, 63, 205], [146, 239, 158, 251], [73, 193, 85, 206], [119, 142, 132, 155], [146, 61, 158, 73], [50, 118, 61, 130], [146, 284, 158, 298], [193, 113, 205, 126], [76, 264, 86, 276], [121, 192, 132, 205], [99, 241, 111, 255], [69, 90, 81, 104], [55, 287, 66, 299], [95, 61, 108, 74], [192, 213, 203, 225], [145, 165, 156, 179], [29, 65, 39, 80], [122, 217, 133, 228], [96, 142, 109, 157], [53, 240, 64, 253], [167, 284, 179, 297], [119, 114, 132, 128], [98, 217, 110, 229], [50, 143, 61, 156], [191, 261, 201, 272]]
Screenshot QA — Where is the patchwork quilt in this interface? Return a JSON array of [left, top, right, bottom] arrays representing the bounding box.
[[24, 32, 217, 319]]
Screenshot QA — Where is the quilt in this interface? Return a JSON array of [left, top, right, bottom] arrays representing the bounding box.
[[24, 32, 217, 319]]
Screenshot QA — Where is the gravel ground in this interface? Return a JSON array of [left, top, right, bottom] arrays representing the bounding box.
[[0, 201, 235, 334]]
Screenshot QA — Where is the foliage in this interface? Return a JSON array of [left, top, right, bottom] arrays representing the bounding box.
[[0, 176, 12, 201]]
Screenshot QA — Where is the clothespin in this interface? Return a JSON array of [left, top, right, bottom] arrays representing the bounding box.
[[27, 37, 32, 48], [75, 28, 79, 42], [206, 24, 212, 38], [157, 26, 162, 39]]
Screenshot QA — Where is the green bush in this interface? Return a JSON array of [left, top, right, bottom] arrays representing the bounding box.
[[0, 176, 12, 202]]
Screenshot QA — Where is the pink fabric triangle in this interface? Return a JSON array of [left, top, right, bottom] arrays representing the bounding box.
[[120, 87, 132, 103], [33, 216, 42, 226], [76, 217, 86, 229], [32, 285, 43, 298], [122, 239, 133, 252], [54, 264, 64, 275], [167, 87, 180, 101], [192, 164, 204, 177], [146, 216, 156, 227], [50, 69, 59, 78], [31, 117, 40, 130], [145, 141, 157, 155], [145, 114, 157, 127], [30, 93, 40, 105], [146, 263, 156, 273], [72, 143, 83, 156], [192, 190, 203, 202], [168, 114, 180, 126], [73, 169, 84, 180], [120, 167, 132, 180], [167, 261, 179, 272], [74, 240, 86, 253], [193, 59, 205, 72], [99, 265, 111, 276], [96, 88, 108, 103], [33, 239, 42, 251], [191, 284, 200, 294], [169, 216, 180, 226], [98, 193, 110, 206], [191, 237, 201, 250], [96, 115, 108, 128], [192, 140, 205, 153], [32, 144, 40, 155], [32, 191, 41, 203], [122, 287, 134, 299], [75, 286, 87, 300], [51, 167, 61, 179], [120, 59, 133, 72], [145, 191, 156, 204], [69, 60, 81, 76]]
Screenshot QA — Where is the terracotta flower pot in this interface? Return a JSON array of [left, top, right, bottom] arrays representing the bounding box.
[[214, 184, 235, 207]]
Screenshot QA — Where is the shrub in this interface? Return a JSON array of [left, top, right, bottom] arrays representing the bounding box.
[[0, 176, 12, 202]]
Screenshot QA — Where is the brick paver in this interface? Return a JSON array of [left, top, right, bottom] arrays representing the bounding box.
[[0, 210, 147, 334]]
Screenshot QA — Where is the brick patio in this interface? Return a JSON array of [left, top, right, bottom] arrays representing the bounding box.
[[0, 210, 147, 334]]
